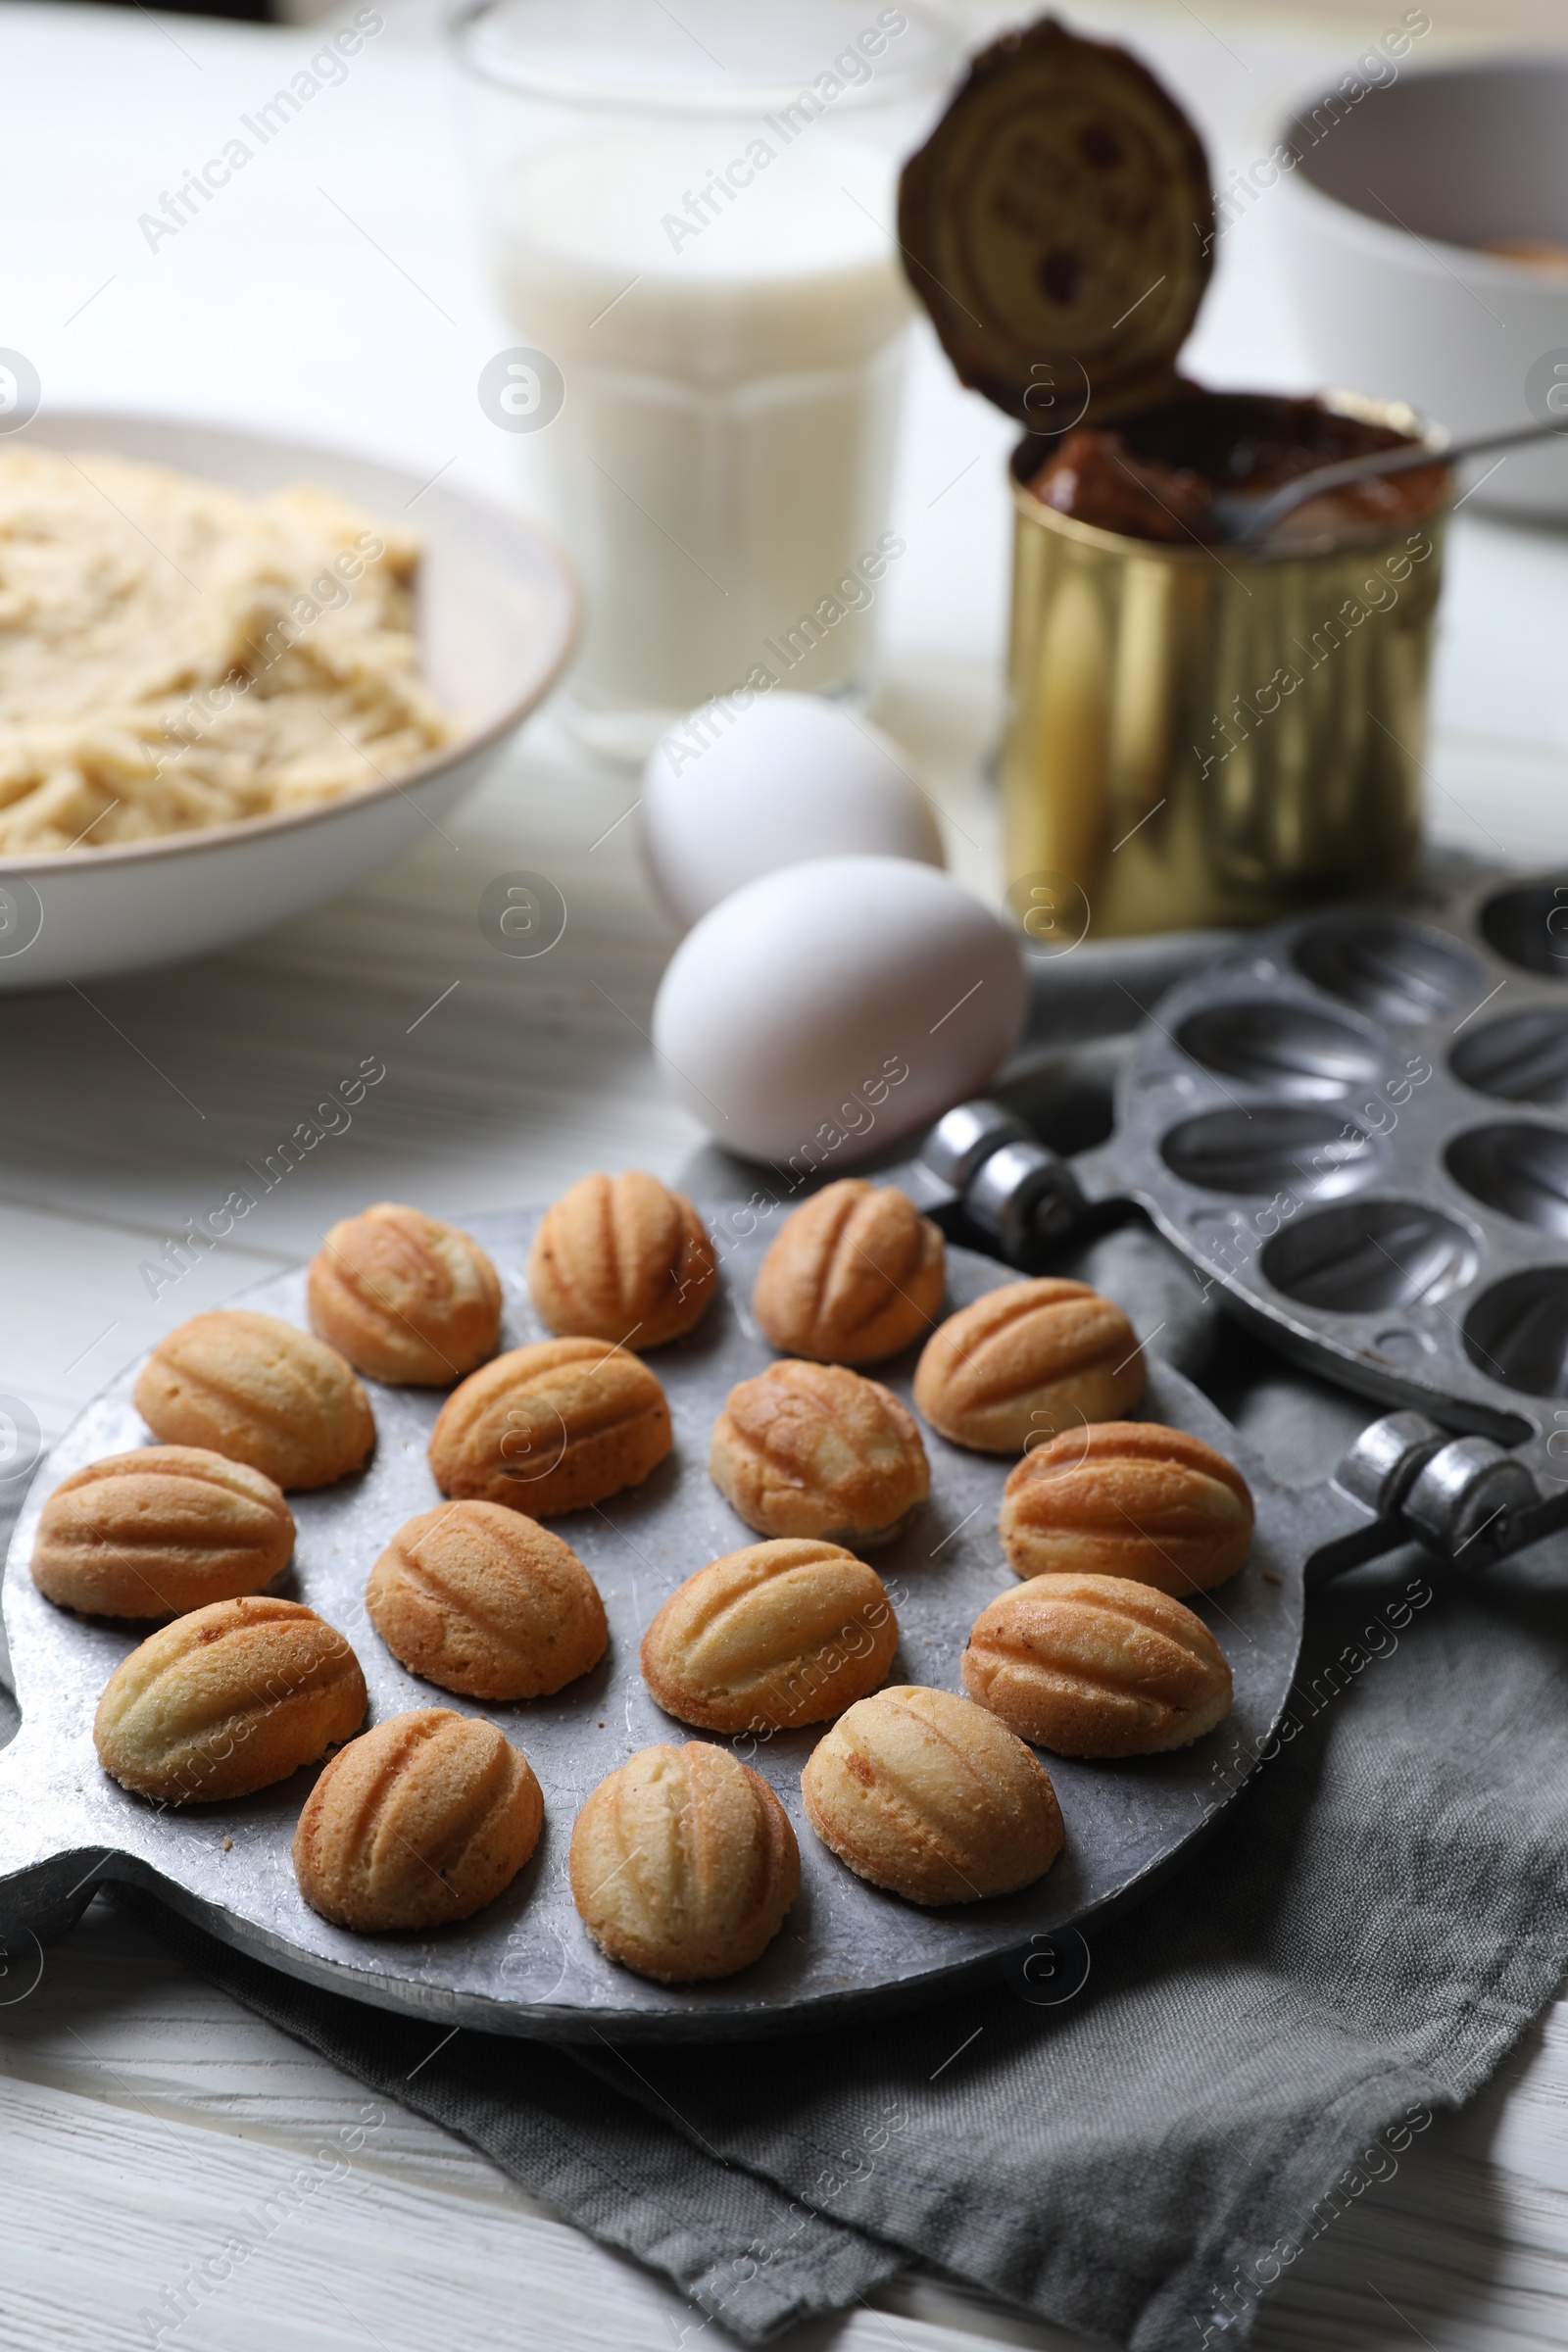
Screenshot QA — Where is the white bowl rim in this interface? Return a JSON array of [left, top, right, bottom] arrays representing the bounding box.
[[1275, 51, 1568, 289], [1276, 162, 1568, 293], [0, 409, 581, 878]]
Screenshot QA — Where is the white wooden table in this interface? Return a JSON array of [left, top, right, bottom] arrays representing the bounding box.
[[3, 3, 1568, 2346]]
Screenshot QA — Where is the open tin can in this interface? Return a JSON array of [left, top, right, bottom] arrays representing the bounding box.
[[900, 19, 1453, 937], [1002, 390, 1446, 935]]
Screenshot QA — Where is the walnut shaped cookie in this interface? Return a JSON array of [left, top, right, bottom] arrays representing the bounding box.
[[752, 1181, 945, 1365], [1000, 1422, 1253, 1592], [308, 1202, 501, 1386], [528, 1171, 716, 1349], [134, 1311, 374, 1491], [913, 1279, 1145, 1454], [709, 1358, 928, 1546]]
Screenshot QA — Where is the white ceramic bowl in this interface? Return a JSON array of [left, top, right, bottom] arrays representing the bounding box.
[[1276, 56, 1568, 518], [0, 412, 578, 990]]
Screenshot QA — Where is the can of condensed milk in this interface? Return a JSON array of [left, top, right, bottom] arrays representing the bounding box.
[[899, 17, 1452, 937], [1001, 390, 1447, 938]]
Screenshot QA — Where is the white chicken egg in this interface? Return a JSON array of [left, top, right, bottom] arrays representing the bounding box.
[[652, 855, 1027, 1165], [638, 691, 944, 930]]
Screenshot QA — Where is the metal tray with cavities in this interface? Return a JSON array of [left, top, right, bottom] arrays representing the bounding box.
[[13, 876, 1568, 2042], [916, 868, 1568, 1558], [1, 1187, 1556, 2040]]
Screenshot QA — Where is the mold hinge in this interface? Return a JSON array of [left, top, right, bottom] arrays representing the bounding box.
[[917, 1098, 1088, 1260], [1318, 1410, 1567, 1573]]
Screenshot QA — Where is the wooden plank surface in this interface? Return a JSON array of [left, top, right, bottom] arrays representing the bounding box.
[[3, 1, 1568, 2346]]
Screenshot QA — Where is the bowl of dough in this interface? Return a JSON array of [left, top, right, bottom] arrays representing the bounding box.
[[0, 412, 578, 989]]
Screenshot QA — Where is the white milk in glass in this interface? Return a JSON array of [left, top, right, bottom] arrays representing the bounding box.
[[494, 126, 911, 727]]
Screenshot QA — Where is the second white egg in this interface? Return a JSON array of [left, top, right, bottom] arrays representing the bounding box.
[[638, 692, 944, 930]]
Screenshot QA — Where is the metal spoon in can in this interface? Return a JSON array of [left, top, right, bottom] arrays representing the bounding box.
[[1215, 416, 1566, 549]]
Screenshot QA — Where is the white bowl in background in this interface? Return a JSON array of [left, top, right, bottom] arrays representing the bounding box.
[[1276, 56, 1568, 519], [0, 413, 578, 991]]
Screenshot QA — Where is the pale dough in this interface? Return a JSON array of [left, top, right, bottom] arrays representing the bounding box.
[[0, 447, 455, 854]]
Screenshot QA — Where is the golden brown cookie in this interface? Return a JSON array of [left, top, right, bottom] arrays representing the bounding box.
[[1000, 1422, 1253, 1592], [30, 1446, 295, 1620], [640, 1540, 898, 1735], [133, 1310, 375, 1491], [292, 1707, 543, 1933], [962, 1573, 1233, 1755], [912, 1278, 1144, 1453], [569, 1740, 799, 1983], [93, 1595, 367, 1804], [801, 1685, 1063, 1904], [528, 1170, 716, 1349], [427, 1340, 672, 1517], [367, 1501, 608, 1701], [307, 1202, 502, 1386], [709, 1359, 928, 1546], [752, 1181, 945, 1365]]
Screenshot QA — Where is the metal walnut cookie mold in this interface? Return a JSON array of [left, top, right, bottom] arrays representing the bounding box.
[[1079, 870, 1568, 1444], [0, 1214, 1308, 2040], [917, 869, 1568, 1481]]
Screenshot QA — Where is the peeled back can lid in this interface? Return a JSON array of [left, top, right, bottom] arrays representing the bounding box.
[[897, 15, 1215, 431]]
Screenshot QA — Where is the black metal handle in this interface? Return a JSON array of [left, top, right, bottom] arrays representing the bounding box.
[[0, 1848, 108, 1948]]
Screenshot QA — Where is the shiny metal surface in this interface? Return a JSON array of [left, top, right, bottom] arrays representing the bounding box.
[[1216, 418, 1557, 549], [1000, 393, 1446, 936], [964, 1137, 1084, 1254], [1074, 872, 1568, 1489], [921, 1100, 1031, 1193], [0, 1219, 1312, 2043], [1335, 1410, 1446, 1518], [1402, 1438, 1540, 1559]]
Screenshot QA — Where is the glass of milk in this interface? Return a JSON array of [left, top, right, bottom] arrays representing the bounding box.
[[453, 0, 962, 759]]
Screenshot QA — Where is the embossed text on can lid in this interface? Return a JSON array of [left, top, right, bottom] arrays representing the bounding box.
[[897, 16, 1214, 429]]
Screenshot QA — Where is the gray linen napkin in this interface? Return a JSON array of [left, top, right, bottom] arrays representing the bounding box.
[[10, 925, 1568, 2352]]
